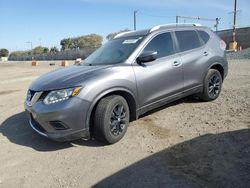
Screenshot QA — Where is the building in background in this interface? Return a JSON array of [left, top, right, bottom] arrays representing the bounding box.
[[0, 57, 8, 62]]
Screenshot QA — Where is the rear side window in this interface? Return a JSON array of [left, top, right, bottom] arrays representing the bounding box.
[[143, 32, 174, 58], [175, 30, 201, 52], [198, 30, 210, 44]]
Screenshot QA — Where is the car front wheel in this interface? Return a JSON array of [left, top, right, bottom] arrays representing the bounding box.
[[94, 95, 130, 144]]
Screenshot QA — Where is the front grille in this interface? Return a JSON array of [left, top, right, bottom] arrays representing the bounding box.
[[30, 114, 46, 133]]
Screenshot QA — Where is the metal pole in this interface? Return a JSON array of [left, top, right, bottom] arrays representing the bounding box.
[[134, 10, 138, 30], [26, 41, 33, 60], [215, 18, 219, 32], [176, 16, 179, 24], [232, 0, 237, 42], [26, 41, 33, 51]]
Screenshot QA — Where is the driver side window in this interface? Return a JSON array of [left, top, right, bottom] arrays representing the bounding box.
[[143, 32, 174, 59]]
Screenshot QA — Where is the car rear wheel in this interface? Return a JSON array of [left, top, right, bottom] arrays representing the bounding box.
[[199, 69, 222, 101], [94, 95, 130, 144]]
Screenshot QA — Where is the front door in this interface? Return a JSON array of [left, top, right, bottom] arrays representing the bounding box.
[[132, 32, 183, 112]]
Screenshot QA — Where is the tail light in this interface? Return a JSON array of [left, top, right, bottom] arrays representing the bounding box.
[[220, 40, 226, 51]]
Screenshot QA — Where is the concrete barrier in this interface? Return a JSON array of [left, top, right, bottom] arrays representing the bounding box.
[[31, 60, 38, 66], [61, 60, 69, 67]]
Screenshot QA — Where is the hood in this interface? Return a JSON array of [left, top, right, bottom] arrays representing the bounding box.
[[29, 65, 111, 91]]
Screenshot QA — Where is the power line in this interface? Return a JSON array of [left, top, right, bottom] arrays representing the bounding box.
[[139, 12, 175, 19], [26, 41, 33, 51], [176, 15, 220, 31], [133, 11, 220, 31], [228, 10, 242, 29], [176, 15, 217, 22]]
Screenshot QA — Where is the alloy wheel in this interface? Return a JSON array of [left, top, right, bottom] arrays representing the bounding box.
[[208, 74, 221, 97], [110, 104, 127, 136]]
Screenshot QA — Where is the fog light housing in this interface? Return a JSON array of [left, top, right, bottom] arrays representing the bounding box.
[[50, 121, 69, 130]]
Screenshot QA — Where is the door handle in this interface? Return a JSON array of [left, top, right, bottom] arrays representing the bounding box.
[[203, 51, 208, 56], [173, 61, 181, 66]]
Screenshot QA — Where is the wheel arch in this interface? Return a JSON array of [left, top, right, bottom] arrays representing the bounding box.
[[205, 56, 227, 81], [209, 63, 224, 81]]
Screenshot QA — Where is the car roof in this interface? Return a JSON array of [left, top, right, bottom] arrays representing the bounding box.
[[114, 24, 211, 39]]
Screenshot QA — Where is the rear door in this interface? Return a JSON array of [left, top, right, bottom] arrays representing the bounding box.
[[133, 32, 183, 111], [174, 29, 210, 91]]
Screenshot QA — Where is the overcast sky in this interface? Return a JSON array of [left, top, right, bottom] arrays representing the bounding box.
[[0, 0, 249, 51]]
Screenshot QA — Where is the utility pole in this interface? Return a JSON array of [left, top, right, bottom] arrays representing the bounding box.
[[26, 41, 33, 51], [232, 0, 237, 42], [26, 41, 33, 60], [215, 18, 220, 32], [39, 38, 42, 46], [134, 10, 138, 30], [176, 16, 179, 24]]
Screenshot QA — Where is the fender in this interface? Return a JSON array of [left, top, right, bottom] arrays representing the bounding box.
[[203, 56, 228, 82]]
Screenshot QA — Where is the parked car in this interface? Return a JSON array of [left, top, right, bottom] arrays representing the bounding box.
[[25, 24, 228, 144]]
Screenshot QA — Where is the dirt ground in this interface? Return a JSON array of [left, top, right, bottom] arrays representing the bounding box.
[[0, 60, 249, 188]]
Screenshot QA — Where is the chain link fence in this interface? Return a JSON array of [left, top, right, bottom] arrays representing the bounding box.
[[8, 48, 95, 61]]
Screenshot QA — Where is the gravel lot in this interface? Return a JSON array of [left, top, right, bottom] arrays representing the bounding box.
[[0, 60, 249, 188]]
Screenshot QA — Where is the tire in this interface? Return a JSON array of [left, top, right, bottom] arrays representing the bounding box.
[[199, 69, 222, 101], [94, 95, 130, 144]]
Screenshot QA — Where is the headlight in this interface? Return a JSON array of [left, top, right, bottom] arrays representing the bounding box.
[[44, 87, 82, 105]]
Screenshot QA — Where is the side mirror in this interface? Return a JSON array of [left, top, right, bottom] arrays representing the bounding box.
[[136, 51, 158, 64]]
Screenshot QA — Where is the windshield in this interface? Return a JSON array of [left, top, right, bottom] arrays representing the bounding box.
[[83, 35, 145, 65]]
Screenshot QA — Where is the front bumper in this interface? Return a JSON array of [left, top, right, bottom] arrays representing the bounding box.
[[24, 97, 91, 142]]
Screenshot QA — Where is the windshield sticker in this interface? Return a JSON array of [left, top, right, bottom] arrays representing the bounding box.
[[123, 38, 140, 44]]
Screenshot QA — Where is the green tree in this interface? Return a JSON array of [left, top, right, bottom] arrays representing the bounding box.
[[60, 38, 73, 50], [106, 29, 130, 40], [60, 34, 103, 50], [77, 34, 103, 49], [32, 46, 49, 55], [43, 47, 49, 53], [50, 46, 59, 53], [9, 51, 29, 58], [0, 48, 9, 57]]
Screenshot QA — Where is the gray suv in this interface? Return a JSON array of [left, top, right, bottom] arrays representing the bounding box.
[[25, 24, 228, 144]]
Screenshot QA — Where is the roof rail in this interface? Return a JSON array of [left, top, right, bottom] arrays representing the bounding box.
[[150, 23, 202, 33], [114, 31, 134, 39]]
